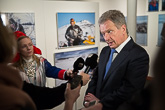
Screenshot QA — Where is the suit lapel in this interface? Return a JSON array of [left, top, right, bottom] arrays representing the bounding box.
[[98, 47, 111, 86], [101, 38, 135, 86]]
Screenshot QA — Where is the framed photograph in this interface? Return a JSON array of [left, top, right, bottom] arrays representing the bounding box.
[[162, 0, 165, 11], [1, 13, 36, 45], [57, 12, 95, 48], [54, 47, 98, 87], [148, 0, 159, 12], [136, 16, 148, 46], [158, 14, 165, 46]]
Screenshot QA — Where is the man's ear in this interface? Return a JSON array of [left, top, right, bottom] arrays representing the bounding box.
[[121, 24, 127, 34]]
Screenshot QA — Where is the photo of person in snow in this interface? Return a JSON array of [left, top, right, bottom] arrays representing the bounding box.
[[65, 18, 83, 46]]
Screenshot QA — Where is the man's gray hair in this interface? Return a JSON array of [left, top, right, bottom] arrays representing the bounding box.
[[98, 10, 128, 34]]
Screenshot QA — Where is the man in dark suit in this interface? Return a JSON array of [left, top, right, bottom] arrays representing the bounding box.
[[83, 10, 149, 110]]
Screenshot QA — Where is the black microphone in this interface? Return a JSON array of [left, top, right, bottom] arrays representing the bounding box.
[[73, 57, 85, 74], [84, 53, 98, 74], [68, 57, 84, 89]]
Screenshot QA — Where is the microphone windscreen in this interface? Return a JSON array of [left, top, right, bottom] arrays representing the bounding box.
[[73, 57, 84, 70], [85, 54, 98, 69]]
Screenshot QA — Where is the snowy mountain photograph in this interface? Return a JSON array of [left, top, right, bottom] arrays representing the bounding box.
[[158, 14, 165, 46], [57, 12, 95, 48], [54, 47, 98, 86], [1, 13, 36, 45], [136, 16, 148, 46]]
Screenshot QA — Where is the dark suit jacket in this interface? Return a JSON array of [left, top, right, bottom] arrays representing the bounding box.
[[86, 38, 149, 110]]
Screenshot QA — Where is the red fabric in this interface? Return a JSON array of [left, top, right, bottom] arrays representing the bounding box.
[[150, 1, 157, 7], [13, 53, 20, 63], [58, 70, 66, 79], [14, 31, 26, 39], [13, 31, 42, 62], [33, 46, 42, 55]]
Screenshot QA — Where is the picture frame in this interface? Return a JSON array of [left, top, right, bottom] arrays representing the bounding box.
[[54, 47, 98, 87], [57, 12, 95, 48], [157, 14, 165, 46], [162, 0, 165, 11], [136, 16, 148, 46], [148, 0, 159, 12], [0, 13, 36, 45]]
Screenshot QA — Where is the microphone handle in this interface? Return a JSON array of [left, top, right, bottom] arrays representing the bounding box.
[[84, 66, 90, 74], [73, 69, 78, 75]]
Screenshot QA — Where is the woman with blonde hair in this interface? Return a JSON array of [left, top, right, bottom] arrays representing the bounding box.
[[13, 31, 73, 87]]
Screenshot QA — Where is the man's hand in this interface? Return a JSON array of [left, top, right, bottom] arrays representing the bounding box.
[[83, 93, 100, 108], [69, 38, 74, 42], [80, 103, 103, 110], [84, 93, 99, 102], [79, 71, 90, 86]]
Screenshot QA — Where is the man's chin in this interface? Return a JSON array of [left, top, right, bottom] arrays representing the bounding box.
[[109, 44, 113, 48], [109, 45, 115, 49]]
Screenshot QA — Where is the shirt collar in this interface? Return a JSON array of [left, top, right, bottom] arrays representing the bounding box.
[[115, 36, 131, 53]]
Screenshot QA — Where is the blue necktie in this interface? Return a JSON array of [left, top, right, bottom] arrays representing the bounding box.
[[104, 49, 116, 79]]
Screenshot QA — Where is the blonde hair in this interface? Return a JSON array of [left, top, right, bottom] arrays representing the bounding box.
[[13, 36, 40, 71], [14, 55, 40, 72], [0, 17, 16, 63]]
